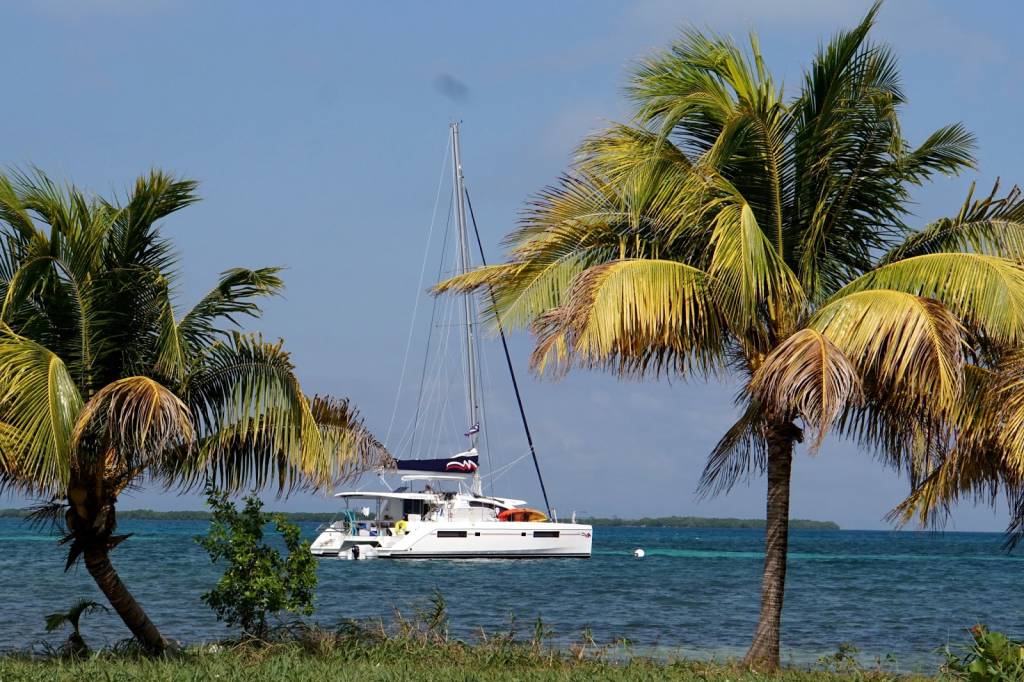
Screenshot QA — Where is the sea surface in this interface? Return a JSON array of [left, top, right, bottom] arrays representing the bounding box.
[[0, 519, 1020, 671]]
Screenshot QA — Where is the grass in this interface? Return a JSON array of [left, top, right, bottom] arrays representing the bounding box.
[[0, 649, 941, 682]]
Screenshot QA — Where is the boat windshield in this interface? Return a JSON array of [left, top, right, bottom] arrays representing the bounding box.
[[399, 474, 471, 495]]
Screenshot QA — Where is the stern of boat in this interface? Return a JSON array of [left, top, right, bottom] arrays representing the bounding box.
[[311, 525, 348, 557]]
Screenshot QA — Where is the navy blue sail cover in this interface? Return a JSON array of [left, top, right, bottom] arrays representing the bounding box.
[[392, 453, 479, 474]]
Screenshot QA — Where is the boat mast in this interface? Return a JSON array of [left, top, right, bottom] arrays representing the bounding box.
[[451, 123, 482, 493]]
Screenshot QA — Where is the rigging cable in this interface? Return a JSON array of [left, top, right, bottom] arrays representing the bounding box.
[[476, 313, 495, 494], [408, 193, 454, 458], [383, 136, 451, 449], [483, 450, 534, 485], [463, 185, 552, 518]]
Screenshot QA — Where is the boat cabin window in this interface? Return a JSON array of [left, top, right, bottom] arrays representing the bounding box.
[[469, 501, 501, 510], [437, 530, 467, 538], [402, 498, 426, 518], [533, 531, 560, 538]]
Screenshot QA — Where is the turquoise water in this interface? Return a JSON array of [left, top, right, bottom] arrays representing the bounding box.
[[1, 519, 1020, 670]]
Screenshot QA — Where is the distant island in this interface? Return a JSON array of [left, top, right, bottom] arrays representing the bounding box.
[[0, 508, 837, 529], [577, 516, 840, 530], [0, 508, 341, 522]]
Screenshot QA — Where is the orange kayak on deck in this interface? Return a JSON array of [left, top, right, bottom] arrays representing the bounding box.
[[497, 508, 548, 523]]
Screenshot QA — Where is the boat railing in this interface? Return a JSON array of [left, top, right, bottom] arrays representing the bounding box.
[[315, 510, 361, 536]]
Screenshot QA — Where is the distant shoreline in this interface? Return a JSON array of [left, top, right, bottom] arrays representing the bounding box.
[[577, 516, 839, 530], [0, 508, 838, 529]]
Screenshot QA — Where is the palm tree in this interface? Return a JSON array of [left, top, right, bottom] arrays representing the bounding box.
[[436, 3, 1024, 669], [44, 598, 108, 657], [0, 169, 389, 653]]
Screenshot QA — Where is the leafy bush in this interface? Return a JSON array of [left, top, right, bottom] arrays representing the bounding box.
[[817, 643, 863, 674], [944, 625, 1024, 681], [196, 488, 317, 639], [816, 643, 899, 677]]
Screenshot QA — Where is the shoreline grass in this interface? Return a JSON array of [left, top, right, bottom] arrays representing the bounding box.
[[0, 649, 940, 682], [4, 598, 943, 682]]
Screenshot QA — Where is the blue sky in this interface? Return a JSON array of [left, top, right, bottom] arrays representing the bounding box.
[[1, 0, 1020, 530]]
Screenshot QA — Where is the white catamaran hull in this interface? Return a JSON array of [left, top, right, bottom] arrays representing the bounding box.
[[312, 521, 591, 559]]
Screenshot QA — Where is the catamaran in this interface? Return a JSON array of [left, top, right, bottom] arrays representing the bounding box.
[[311, 123, 592, 560]]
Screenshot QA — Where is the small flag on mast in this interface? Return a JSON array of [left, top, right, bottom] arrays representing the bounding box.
[[464, 422, 480, 437]]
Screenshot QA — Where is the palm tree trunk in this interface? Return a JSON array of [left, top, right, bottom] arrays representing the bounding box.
[[743, 421, 798, 671], [83, 546, 166, 653]]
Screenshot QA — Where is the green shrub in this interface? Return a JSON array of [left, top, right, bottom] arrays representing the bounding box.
[[944, 625, 1024, 681], [196, 488, 317, 639], [817, 643, 863, 674]]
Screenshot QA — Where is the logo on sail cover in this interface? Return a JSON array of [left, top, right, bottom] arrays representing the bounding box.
[[446, 457, 479, 473]]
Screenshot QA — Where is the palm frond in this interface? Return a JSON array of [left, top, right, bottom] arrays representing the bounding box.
[[309, 395, 393, 476], [809, 289, 964, 416], [433, 263, 517, 296], [790, 1, 974, 301], [153, 290, 188, 382], [103, 171, 197, 274], [628, 27, 759, 149], [503, 167, 694, 325], [44, 612, 69, 633], [621, 29, 796, 276], [1, 253, 98, 387], [435, 259, 592, 332], [8, 168, 80, 241], [66, 599, 108, 629], [530, 259, 727, 378], [181, 333, 386, 494], [980, 351, 1024, 478], [71, 376, 195, 479], [889, 359, 1024, 542], [697, 399, 767, 497], [436, 138, 726, 333], [574, 125, 717, 249], [178, 267, 284, 350], [880, 180, 1024, 264], [706, 198, 804, 336], [834, 253, 1024, 347], [89, 266, 177, 389], [750, 328, 862, 450], [24, 497, 68, 535], [0, 173, 42, 243], [0, 328, 83, 494], [892, 123, 977, 182], [888, 442, 1006, 532], [45, 599, 108, 633]]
